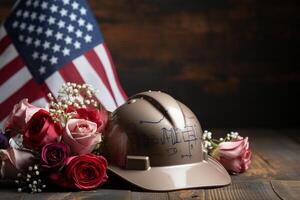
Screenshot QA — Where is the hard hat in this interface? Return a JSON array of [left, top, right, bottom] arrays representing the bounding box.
[[104, 91, 231, 191]]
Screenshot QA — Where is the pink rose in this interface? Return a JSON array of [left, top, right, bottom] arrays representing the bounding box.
[[67, 107, 108, 133], [212, 137, 252, 174], [63, 119, 102, 155], [4, 99, 41, 137], [0, 148, 35, 179]]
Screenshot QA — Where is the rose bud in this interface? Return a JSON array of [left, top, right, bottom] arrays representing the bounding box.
[[0, 148, 35, 179], [212, 137, 252, 174], [4, 99, 42, 137], [63, 119, 102, 155], [49, 154, 108, 190], [23, 109, 62, 150], [41, 143, 70, 170]]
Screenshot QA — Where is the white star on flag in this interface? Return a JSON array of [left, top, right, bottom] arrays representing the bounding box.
[[0, 0, 127, 128]]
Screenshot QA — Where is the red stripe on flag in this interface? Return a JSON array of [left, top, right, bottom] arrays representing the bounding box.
[[0, 79, 45, 120], [84, 49, 117, 105], [103, 44, 128, 100], [0, 36, 11, 55], [39, 83, 53, 102], [0, 57, 25, 85], [59, 62, 85, 85]]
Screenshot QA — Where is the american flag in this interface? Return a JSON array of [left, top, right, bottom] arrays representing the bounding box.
[[0, 0, 127, 128]]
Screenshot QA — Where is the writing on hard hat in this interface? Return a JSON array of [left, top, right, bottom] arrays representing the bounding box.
[[104, 91, 231, 191]]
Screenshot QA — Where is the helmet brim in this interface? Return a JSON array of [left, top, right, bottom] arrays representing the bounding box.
[[108, 156, 231, 191]]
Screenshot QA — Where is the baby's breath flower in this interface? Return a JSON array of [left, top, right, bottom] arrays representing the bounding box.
[[207, 131, 212, 140], [15, 164, 46, 193], [48, 83, 103, 127]]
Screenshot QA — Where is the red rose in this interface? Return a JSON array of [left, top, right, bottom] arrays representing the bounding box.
[[50, 154, 108, 190], [41, 143, 70, 170], [67, 107, 108, 132], [23, 110, 62, 150], [66, 154, 108, 190]]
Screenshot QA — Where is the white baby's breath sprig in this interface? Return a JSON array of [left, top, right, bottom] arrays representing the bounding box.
[[202, 130, 218, 152], [225, 131, 241, 141], [202, 130, 243, 154], [48, 83, 101, 127], [15, 164, 46, 193]]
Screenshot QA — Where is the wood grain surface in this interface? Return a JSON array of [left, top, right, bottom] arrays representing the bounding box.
[[1, 129, 300, 199], [0, 0, 299, 128]]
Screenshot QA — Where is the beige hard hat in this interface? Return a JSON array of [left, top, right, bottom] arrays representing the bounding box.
[[104, 91, 231, 191]]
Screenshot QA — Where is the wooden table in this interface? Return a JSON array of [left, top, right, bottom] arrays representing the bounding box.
[[1, 129, 300, 199]]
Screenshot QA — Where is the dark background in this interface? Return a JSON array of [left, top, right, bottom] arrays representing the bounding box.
[[1, 0, 299, 128]]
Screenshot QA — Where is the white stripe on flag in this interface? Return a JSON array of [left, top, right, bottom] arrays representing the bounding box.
[[0, 26, 6, 41], [45, 71, 65, 97], [32, 97, 48, 109], [0, 44, 19, 70], [0, 66, 31, 104], [73, 55, 117, 112], [94, 44, 125, 106]]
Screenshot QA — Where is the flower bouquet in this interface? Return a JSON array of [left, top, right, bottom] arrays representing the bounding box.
[[0, 83, 108, 192]]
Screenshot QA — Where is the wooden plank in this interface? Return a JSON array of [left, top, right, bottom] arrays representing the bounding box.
[[58, 189, 131, 200], [1, 130, 300, 199], [168, 180, 281, 200], [271, 180, 300, 200], [132, 191, 169, 200], [204, 180, 280, 200], [229, 150, 278, 181], [87, 0, 300, 129], [0, 189, 131, 200], [168, 189, 204, 200], [0, 0, 13, 20], [0, 190, 22, 200], [0, 1, 298, 128]]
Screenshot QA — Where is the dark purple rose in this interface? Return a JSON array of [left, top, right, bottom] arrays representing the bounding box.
[[41, 143, 70, 170], [0, 133, 9, 149]]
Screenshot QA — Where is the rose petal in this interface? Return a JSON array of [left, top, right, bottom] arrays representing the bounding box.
[[218, 138, 249, 159], [0, 148, 35, 178]]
